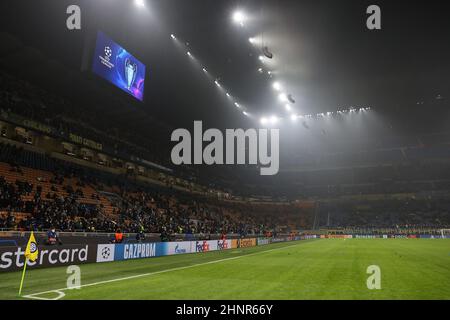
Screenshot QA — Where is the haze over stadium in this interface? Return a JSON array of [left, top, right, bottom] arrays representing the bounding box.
[[0, 0, 450, 305]]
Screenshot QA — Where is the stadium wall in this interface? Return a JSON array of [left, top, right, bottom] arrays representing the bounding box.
[[4, 234, 445, 272], [0, 244, 96, 272], [0, 237, 291, 272]]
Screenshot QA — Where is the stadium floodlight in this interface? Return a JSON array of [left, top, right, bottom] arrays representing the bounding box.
[[285, 104, 292, 111], [258, 68, 263, 73], [234, 102, 241, 108], [291, 114, 297, 121], [260, 117, 268, 125], [233, 11, 246, 26], [187, 51, 192, 57], [134, 0, 145, 8], [278, 93, 288, 103], [249, 37, 255, 44], [273, 82, 282, 91], [258, 55, 265, 62], [202, 67, 207, 73], [270, 115, 278, 124], [226, 93, 231, 97], [170, 34, 176, 40], [288, 94, 296, 104], [263, 46, 274, 59], [214, 80, 221, 88], [243, 111, 249, 116]]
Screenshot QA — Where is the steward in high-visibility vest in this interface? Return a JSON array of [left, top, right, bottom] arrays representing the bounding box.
[[114, 229, 124, 243]]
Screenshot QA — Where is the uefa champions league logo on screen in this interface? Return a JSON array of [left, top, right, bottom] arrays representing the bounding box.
[[93, 32, 145, 101], [125, 58, 137, 91], [104, 46, 112, 60]]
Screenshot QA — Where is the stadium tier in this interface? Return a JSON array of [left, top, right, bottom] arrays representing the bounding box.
[[0, 66, 450, 235]]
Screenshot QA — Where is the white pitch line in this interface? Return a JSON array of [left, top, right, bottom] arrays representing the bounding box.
[[23, 241, 304, 300]]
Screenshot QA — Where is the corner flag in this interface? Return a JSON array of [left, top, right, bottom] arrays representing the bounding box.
[[25, 231, 39, 262], [19, 231, 39, 296]]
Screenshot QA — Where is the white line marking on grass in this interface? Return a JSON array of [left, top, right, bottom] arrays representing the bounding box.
[[22, 290, 66, 300], [23, 241, 304, 300]]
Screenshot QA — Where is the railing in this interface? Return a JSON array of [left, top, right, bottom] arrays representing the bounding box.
[[0, 230, 276, 248]]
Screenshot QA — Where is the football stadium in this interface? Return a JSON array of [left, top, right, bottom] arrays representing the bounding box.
[[0, 0, 450, 308]]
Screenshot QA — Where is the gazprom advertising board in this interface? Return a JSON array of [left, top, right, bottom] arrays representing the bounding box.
[[92, 31, 146, 101], [112, 243, 164, 261]]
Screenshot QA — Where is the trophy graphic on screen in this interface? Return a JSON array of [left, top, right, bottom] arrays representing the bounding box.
[[125, 58, 137, 91]]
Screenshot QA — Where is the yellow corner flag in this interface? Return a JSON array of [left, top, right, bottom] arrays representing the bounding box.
[[19, 231, 39, 296], [25, 231, 39, 262]]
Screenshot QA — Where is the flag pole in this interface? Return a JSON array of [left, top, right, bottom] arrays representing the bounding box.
[[18, 258, 28, 297]]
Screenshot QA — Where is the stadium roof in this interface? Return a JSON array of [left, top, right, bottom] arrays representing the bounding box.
[[0, 0, 449, 136]]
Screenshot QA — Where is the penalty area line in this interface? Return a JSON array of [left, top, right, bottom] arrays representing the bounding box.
[[23, 241, 304, 300]]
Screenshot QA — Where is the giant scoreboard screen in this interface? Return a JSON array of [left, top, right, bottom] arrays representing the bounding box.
[[92, 31, 146, 101]]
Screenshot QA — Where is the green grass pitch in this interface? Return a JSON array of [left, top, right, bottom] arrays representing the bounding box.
[[1, 239, 449, 300]]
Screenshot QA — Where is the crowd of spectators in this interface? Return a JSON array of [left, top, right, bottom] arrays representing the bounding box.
[[323, 225, 449, 236], [114, 191, 261, 236], [0, 173, 296, 236], [321, 197, 450, 234], [0, 172, 110, 232], [0, 154, 304, 235]]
